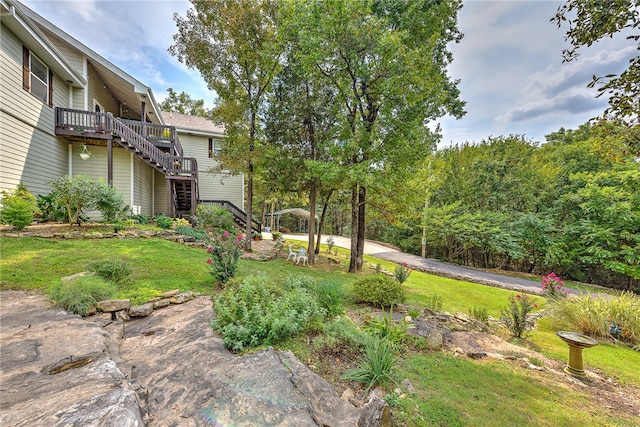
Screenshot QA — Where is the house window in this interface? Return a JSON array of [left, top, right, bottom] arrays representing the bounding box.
[[22, 46, 53, 106], [208, 138, 223, 158]]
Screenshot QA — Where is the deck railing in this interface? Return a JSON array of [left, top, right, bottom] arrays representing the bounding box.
[[56, 108, 112, 133], [55, 107, 195, 177], [118, 119, 183, 157]]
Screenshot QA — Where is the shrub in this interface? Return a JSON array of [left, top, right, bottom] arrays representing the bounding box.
[[196, 204, 235, 231], [95, 185, 127, 222], [206, 230, 244, 284], [155, 214, 173, 229], [307, 280, 345, 318], [343, 336, 397, 392], [549, 292, 639, 345], [175, 225, 210, 241], [172, 217, 191, 228], [37, 194, 66, 222], [393, 263, 411, 284], [469, 305, 489, 323], [211, 275, 326, 352], [500, 294, 537, 338], [86, 260, 132, 285], [272, 231, 282, 240], [425, 293, 444, 312], [48, 275, 116, 316], [128, 214, 148, 224], [352, 274, 406, 308], [0, 184, 39, 230], [540, 272, 568, 299]]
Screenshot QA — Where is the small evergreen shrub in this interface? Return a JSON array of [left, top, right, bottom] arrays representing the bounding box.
[[0, 184, 40, 230], [500, 294, 536, 338], [48, 275, 116, 316], [352, 274, 406, 308], [425, 293, 444, 312], [211, 275, 326, 352], [155, 214, 173, 229], [393, 263, 411, 284], [86, 260, 132, 285], [272, 231, 282, 240]]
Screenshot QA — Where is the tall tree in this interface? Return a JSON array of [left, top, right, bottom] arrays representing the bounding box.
[[283, 0, 465, 272], [170, 0, 283, 250], [263, 49, 342, 264], [159, 88, 209, 117], [552, 0, 640, 122]]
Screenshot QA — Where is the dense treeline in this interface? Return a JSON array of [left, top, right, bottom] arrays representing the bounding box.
[[369, 122, 640, 291]]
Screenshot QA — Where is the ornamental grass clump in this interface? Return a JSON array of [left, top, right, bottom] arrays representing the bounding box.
[[501, 293, 537, 338], [343, 336, 398, 393], [206, 230, 244, 285], [48, 275, 116, 316], [540, 272, 568, 299]]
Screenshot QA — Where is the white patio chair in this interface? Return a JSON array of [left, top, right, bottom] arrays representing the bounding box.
[[296, 248, 308, 265], [287, 245, 297, 262]]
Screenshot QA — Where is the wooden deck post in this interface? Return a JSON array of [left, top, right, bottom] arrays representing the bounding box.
[[166, 178, 174, 217], [107, 137, 113, 186]]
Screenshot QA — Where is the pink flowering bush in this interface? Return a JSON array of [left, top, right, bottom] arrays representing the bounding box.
[[500, 293, 536, 338], [206, 231, 244, 285], [540, 272, 568, 299]]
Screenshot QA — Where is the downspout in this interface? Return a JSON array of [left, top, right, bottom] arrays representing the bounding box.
[[130, 153, 134, 212], [68, 144, 72, 176], [152, 169, 155, 217], [82, 57, 88, 110]]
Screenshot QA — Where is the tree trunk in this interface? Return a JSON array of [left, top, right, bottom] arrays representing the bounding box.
[[245, 164, 253, 252], [307, 182, 316, 265], [348, 185, 359, 273], [355, 185, 366, 271], [315, 190, 332, 254]]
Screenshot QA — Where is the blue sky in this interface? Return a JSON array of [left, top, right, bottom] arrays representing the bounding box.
[[22, 0, 636, 146]]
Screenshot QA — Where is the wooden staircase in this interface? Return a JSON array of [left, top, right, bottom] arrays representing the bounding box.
[[55, 108, 199, 218]]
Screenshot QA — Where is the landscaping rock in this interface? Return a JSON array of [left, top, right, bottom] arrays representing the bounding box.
[[170, 291, 197, 304], [426, 329, 444, 350], [97, 299, 131, 313], [120, 296, 361, 426], [0, 291, 144, 427], [129, 303, 154, 318], [161, 289, 180, 297], [152, 298, 170, 309], [358, 389, 396, 427]]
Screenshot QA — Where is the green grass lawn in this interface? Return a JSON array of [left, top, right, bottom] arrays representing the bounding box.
[[1, 235, 639, 426]]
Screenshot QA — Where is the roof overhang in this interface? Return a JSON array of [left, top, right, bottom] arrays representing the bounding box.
[[13, 0, 163, 124], [2, 0, 84, 87]]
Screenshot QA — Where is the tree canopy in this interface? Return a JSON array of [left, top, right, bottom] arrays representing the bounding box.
[[552, 0, 640, 122], [159, 88, 209, 117]]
